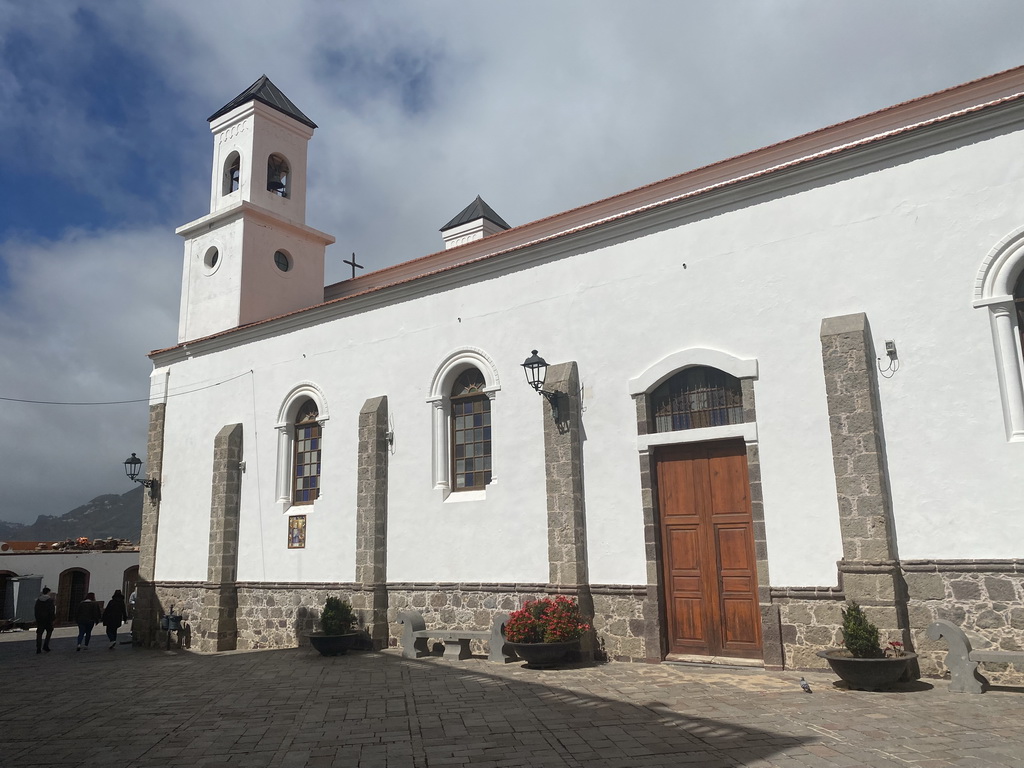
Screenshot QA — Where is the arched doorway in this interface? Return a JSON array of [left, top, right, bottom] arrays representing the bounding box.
[[122, 566, 139, 616], [57, 569, 89, 623], [0, 570, 17, 621]]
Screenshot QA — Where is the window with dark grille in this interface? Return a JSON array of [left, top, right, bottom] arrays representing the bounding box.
[[651, 366, 744, 432], [450, 368, 492, 490], [293, 399, 321, 504]]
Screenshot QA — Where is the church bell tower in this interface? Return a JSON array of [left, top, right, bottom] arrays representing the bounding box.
[[175, 76, 335, 343]]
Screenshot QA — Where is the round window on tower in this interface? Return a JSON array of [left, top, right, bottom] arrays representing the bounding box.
[[274, 250, 292, 272], [203, 246, 220, 273]]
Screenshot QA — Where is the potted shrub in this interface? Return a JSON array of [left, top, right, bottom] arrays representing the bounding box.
[[816, 601, 917, 690], [505, 595, 591, 668], [308, 596, 359, 656]]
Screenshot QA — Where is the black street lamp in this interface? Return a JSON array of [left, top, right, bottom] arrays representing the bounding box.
[[124, 453, 159, 500], [521, 350, 561, 420]]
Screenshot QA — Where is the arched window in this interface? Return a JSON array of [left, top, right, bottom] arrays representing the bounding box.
[[267, 153, 290, 198], [292, 398, 321, 505], [651, 366, 743, 432], [223, 151, 240, 195], [450, 368, 492, 490], [275, 383, 329, 510]]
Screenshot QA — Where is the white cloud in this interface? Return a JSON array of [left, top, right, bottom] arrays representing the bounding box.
[[2, 0, 1023, 523], [0, 228, 179, 523]]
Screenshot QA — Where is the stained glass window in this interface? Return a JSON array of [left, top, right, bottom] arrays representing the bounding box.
[[293, 399, 321, 505], [450, 368, 491, 490], [651, 366, 744, 432]]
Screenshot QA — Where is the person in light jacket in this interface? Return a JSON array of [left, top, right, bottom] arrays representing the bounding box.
[[34, 587, 56, 654], [74, 592, 101, 651], [101, 590, 129, 649]]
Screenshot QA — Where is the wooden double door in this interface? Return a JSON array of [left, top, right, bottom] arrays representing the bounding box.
[[656, 440, 762, 659]]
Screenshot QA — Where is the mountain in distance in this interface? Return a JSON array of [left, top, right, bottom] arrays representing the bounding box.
[[0, 485, 143, 543]]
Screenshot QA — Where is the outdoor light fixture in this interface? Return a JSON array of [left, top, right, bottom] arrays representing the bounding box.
[[521, 349, 561, 420], [124, 452, 159, 501]]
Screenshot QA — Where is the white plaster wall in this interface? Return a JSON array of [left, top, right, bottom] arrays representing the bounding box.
[[178, 219, 244, 342], [154, 120, 1024, 590]]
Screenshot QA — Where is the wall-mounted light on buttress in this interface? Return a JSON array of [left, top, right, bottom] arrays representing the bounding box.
[[123, 453, 159, 501], [521, 350, 561, 421]]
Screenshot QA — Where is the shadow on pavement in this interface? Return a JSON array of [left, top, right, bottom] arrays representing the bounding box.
[[0, 633, 817, 767]]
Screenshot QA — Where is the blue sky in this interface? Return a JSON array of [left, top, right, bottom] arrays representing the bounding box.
[[1, 1, 1023, 526]]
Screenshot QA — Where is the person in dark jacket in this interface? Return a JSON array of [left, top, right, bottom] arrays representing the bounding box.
[[34, 587, 56, 654], [74, 592, 102, 651], [101, 590, 129, 649]]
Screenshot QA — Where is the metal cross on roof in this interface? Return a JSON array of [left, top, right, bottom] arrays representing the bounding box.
[[343, 252, 364, 280]]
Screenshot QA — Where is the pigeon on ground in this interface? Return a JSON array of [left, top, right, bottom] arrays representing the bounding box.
[[800, 677, 812, 693]]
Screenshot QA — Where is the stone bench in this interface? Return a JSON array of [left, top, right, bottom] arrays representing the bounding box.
[[926, 619, 1024, 693], [397, 610, 512, 662]]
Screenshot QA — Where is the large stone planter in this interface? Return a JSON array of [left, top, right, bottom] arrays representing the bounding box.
[[817, 650, 918, 691], [308, 633, 359, 657], [509, 641, 577, 668]]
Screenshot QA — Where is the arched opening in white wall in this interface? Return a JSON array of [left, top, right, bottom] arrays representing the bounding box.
[[275, 383, 329, 511], [122, 566, 139, 616], [57, 568, 90, 623], [267, 153, 290, 198], [974, 226, 1024, 441], [223, 151, 240, 195], [629, 348, 758, 450], [426, 348, 500, 497]]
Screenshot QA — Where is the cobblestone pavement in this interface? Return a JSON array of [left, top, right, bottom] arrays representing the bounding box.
[[2, 627, 1023, 767]]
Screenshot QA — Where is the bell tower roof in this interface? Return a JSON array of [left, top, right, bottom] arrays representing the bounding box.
[[440, 195, 510, 232], [208, 75, 317, 129]]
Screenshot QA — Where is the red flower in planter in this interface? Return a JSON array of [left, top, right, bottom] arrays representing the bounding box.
[[505, 596, 590, 644]]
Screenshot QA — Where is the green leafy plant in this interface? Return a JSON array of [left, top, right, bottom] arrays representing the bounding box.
[[840, 601, 884, 658], [505, 596, 590, 644], [320, 596, 357, 635]]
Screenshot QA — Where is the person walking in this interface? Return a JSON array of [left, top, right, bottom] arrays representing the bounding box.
[[34, 587, 56, 654], [74, 592, 101, 651], [101, 590, 129, 649]]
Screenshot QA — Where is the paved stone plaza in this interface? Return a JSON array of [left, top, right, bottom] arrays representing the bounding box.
[[2, 628, 1022, 767]]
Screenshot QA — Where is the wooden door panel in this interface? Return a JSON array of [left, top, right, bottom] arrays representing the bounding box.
[[715, 525, 754, 571], [721, 597, 762, 650], [671, 597, 705, 644], [657, 439, 762, 660]]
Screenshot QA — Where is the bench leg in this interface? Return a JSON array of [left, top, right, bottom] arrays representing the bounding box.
[[949, 659, 988, 694], [488, 612, 513, 663], [398, 611, 429, 660], [927, 620, 987, 694], [441, 638, 473, 660]]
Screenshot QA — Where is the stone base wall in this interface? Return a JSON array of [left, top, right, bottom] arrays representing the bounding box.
[[153, 581, 649, 659], [151, 583, 207, 649], [774, 561, 1024, 686], [904, 560, 1024, 685], [154, 565, 1024, 684], [591, 588, 649, 661], [774, 588, 846, 670]]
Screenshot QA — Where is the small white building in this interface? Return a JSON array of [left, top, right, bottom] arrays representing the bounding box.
[[136, 72, 1024, 680], [0, 543, 139, 623]]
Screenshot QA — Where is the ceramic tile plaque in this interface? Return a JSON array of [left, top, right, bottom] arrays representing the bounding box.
[[288, 514, 306, 549]]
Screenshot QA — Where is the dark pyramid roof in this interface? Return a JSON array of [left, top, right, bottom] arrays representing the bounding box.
[[440, 195, 511, 232], [208, 75, 317, 129]]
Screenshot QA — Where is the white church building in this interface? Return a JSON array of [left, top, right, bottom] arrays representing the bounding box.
[[136, 70, 1024, 680]]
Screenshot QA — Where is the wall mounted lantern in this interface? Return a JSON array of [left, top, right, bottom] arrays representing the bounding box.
[[521, 349, 561, 420], [124, 452, 159, 501]]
